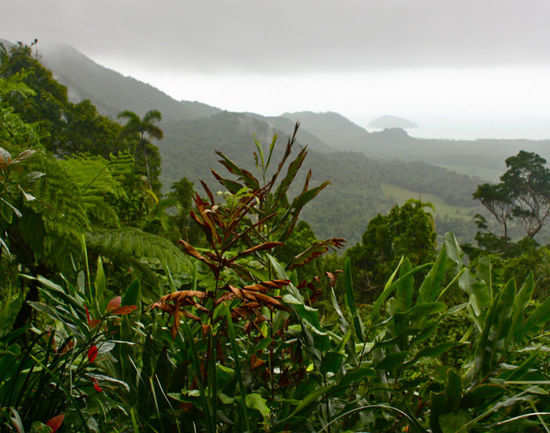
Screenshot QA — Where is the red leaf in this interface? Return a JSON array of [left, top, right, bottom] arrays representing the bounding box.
[[250, 354, 266, 369], [106, 296, 122, 312], [180, 402, 193, 412], [92, 378, 103, 392], [112, 305, 137, 315], [46, 414, 64, 432], [87, 345, 98, 363], [60, 338, 74, 354], [85, 305, 91, 324], [85, 306, 100, 328]]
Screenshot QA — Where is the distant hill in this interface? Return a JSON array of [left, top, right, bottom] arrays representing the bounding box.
[[369, 115, 417, 129], [283, 111, 372, 152], [283, 111, 550, 180]]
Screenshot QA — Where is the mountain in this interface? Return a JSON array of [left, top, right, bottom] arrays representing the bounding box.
[[369, 115, 417, 129], [0, 39, 14, 49], [283, 111, 372, 152], [40, 44, 219, 122], [33, 43, 483, 243]]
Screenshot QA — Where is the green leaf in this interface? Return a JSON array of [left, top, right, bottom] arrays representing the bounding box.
[[376, 352, 407, 371], [286, 383, 335, 419], [254, 139, 265, 169], [339, 367, 376, 388], [372, 256, 404, 321], [122, 279, 140, 307], [17, 208, 44, 258], [274, 147, 308, 203], [407, 343, 455, 365], [95, 256, 106, 307], [444, 232, 464, 267], [321, 352, 345, 375], [418, 245, 448, 303], [268, 254, 291, 281], [211, 170, 243, 194], [216, 151, 260, 190], [523, 292, 550, 336], [225, 303, 250, 432], [406, 302, 447, 320], [470, 280, 491, 318], [245, 393, 270, 421], [476, 256, 493, 299], [494, 279, 515, 347], [344, 257, 364, 341], [462, 384, 506, 408], [395, 257, 414, 311], [446, 370, 462, 412], [291, 180, 330, 212], [30, 422, 51, 433], [440, 411, 470, 433], [509, 272, 534, 343], [266, 133, 277, 168], [330, 287, 349, 327], [216, 364, 235, 390]]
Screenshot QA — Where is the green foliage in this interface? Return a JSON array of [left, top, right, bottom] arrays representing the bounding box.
[[0, 268, 138, 432], [0, 42, 122, 157], [347, 199, 437, 300], [118, 109, 163, 192], [169, 176, 196, 241]]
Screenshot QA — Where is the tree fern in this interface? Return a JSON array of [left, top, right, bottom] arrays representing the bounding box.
[[57, 153, 130, 228]]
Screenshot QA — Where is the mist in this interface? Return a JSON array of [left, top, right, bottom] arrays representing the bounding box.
[[3, 0, 550, 138]]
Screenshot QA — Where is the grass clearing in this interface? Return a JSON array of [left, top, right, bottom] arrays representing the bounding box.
[[381, 183, 477, 220]]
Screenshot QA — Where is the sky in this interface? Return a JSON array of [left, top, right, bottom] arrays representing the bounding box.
[[2, 0, 550, 139]]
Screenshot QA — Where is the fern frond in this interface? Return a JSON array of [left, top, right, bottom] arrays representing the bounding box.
[[85, 227, 192, 275]]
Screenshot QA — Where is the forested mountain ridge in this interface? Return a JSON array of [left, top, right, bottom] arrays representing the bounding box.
[[283, 111, 371, 153], [34, 42, 483, 242]]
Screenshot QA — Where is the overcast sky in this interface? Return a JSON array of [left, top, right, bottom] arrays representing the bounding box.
[[2, 0, 550, 138]]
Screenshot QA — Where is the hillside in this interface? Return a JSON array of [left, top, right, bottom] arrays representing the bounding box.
[[40, 44, 219, 122], [243, 112, 334, 152], [159, 112, 480, 241], [283, 111, 372, 153]]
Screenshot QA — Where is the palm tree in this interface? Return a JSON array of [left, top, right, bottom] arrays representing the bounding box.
[[117, 109, 163, 190]]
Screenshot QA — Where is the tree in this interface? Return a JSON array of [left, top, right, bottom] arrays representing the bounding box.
[[347, 199, 437, 299], [473, 150, 550, 242], [503, 151, 550, 237], [472, 183, 513, 240], [118, 109, 163, 192], [0, 42, 122, 157], [169, 176, 194, 240]]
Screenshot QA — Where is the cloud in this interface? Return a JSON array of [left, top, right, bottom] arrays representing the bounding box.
[[2, 0, 549, 73]]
